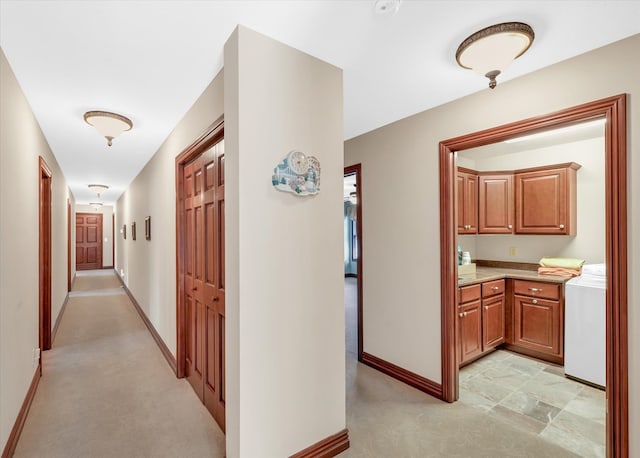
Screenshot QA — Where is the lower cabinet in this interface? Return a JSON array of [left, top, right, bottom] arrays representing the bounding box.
[[458, 279, 505, 366], [459, 299, 482, 364], [458, 277, 564, 366], [511, 280, 563, 364], [483, 294, 505, 349]]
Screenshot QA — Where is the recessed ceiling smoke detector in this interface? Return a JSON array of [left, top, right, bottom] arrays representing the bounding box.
[[374, 0, 401, 15]]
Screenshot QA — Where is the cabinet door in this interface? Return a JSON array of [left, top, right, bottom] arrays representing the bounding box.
[[459, 300, 482, 364], [482, 295, 505, 350], [515, 168, 569, 234], [479, 174, 513, 234], [457, 171, 477, 234], [513, 294, 561, 356]]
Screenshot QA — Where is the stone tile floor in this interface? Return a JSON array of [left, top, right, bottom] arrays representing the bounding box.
[[459, 350, 605, 458]]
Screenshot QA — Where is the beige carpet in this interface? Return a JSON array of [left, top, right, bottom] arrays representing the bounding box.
[[14, 270, 225, 458]]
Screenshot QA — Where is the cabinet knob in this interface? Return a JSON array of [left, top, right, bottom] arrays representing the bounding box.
[[508, 224, 513, 229], [532, 299, 538, 304], [528, 287, 542, 293], [213, 296, 219, 302], [559, 224, 565, 229], [459, 312, 464, 318]]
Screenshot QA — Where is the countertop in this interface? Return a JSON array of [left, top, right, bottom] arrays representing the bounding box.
[[457, 266, 571, 287]]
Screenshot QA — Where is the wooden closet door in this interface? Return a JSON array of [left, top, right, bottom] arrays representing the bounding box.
[[183, 139, 226, 432]]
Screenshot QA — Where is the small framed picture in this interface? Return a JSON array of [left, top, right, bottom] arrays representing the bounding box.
[[145, 216, 151, 241], [123, 224, 127, 240], [132, 222, 137, 241]]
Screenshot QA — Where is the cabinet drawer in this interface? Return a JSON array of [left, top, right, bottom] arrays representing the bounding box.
[[513, 280, 560, 300], [458, 284, 481, 304], [482, 279, 505, 298]]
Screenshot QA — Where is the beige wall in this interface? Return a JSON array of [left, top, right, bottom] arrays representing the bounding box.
[[76, 204, 114, 267], [0, 48, 71, 451], [345, 33, 639, 454], [460, 136, 606, 264], [224, 26, 345, 457], [115, 70, 224, 357]]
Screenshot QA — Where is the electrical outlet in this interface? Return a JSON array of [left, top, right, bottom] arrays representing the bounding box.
[[509, 246, 517, 257], [33, 347, 41, 366]]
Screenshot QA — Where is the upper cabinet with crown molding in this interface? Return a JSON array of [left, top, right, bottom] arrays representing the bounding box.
[[514, 163, 581, 235], [458, 162, 581, 236]]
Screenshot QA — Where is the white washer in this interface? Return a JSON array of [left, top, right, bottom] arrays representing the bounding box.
[[564, 267, 606, 388]]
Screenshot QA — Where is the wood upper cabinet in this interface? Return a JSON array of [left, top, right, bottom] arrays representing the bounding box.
[[512, 280, 563, 363], [458, 284, 482, 364], [457, 168, 478, 234], [514, 162, 581, 235], [478, 174, 513, 234]]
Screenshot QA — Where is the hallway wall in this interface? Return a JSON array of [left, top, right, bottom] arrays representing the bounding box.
[[0, 48, 72, 451], [115, 69, 224, 358], [224, 26, 345, 457], [344, 33, 640, 455]]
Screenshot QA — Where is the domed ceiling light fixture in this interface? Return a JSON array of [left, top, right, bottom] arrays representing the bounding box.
[[88, 183, 109, 197], [83, 110, 133, 146], [456, 22, 534, 89]]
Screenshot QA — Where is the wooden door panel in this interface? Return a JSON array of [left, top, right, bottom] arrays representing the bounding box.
[[456, 174, 465, 233], [76, 248, 85, 265], [459, 300, 482, 364], [514, 295, 560, 356], [482, 295, 505, 350], [479, 174, 513, 234], [76, 213, 102, 270], [465, 174, 478, 233], [76, 226, 85, 243], [515, 168, 567, 234]]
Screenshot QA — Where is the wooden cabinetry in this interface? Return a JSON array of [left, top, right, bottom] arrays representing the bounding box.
[[514, 162, 581, 235], [457, 168, 478, 234], [511, 280, 563, 364], [478, 174, 513, 234], [482, 280, 505, 349], [458, 279, 505, 366], [458, 284, 482, 364]]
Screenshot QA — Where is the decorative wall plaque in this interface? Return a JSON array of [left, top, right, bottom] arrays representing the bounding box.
[[272, 151, 320, 196]]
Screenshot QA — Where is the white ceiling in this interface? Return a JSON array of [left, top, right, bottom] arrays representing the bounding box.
[[1, 1, 639, 205]]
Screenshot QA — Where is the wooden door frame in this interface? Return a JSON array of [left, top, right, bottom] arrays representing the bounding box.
[[67, 199, 71, 291], [39, 156, 52, 353], [75, 212, 103, 270], [175, 116, 224, 379], [344, 164, 363, 361], [439, 94, 628, 456]]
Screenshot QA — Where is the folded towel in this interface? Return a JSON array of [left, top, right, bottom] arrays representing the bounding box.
[[539, 257, 585, 270], [538, 267, 581, 278], [582, 263, 606, 277]]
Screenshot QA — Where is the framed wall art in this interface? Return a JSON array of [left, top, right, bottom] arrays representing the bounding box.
[[131, 222, 136, 241], [145, 216, 151, 241]]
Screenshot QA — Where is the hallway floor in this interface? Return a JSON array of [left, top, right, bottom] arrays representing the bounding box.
[[15, 273, 593, 457], [14, 270, 225, 457]]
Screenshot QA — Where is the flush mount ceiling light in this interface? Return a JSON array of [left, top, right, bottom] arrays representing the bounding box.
[[83, 110, 133, 146], [87, 183, 109, 197], [456, 22, 534, 89]]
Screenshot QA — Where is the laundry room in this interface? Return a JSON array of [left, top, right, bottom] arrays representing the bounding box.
[[454, 117, 607, 456]]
